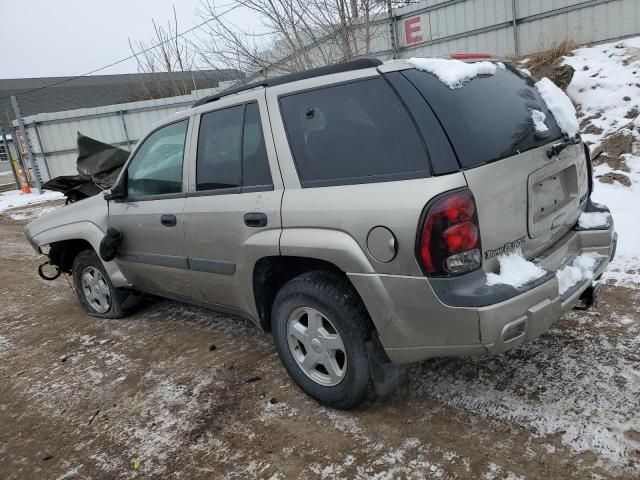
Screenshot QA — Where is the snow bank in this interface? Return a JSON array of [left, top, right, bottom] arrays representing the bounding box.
[[486, 250, 547, 288], [407, 57, 497, 89], [535, 77, 580, 138], [0, 189, 63, 214], [562, 37, 640, 285], [556, 252, 602, 295], [578, 211, 610, 229], [530, 109, 549, 134], [564, 37, 640, 146]]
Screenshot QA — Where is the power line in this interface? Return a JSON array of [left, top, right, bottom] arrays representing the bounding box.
[[1, 2, 244, 101]]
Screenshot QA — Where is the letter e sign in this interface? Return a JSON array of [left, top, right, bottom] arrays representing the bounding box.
[[402, 14, 430, 47]]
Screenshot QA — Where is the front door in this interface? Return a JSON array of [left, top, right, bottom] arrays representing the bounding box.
[[109, 118, 200, 300], [183, 96, 283, 315]]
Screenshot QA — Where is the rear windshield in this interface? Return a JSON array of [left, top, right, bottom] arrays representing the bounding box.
[[402, 65, 563, 169]]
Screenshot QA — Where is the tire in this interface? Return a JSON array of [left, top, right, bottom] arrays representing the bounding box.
[[271, 270, 373, 410], [72, 249, 129, 319]]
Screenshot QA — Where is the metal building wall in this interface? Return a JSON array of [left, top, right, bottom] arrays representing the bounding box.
[[15, 87, 225, 181]]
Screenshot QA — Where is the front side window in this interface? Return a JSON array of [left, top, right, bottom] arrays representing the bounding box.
[[279, 78, 429, 187], [127, 120, 188, 197]]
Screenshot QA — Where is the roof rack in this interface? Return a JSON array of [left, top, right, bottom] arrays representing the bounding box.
[[192, 57, 383, 107]]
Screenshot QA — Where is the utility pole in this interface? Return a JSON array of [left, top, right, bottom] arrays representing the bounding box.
[[387, 0, 399, 59], [0, 126, 21, 188], [512, 0, 520, 57], [10, 95, 43, 193]]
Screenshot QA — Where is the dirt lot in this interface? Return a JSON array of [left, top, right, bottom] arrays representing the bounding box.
[[1, 202, 639, 479]]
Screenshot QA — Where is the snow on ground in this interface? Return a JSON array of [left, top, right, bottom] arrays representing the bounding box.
[[564, 37, 640, 146], [411, 303, 640, 470], [0, 189, 63, 214], [591, 159, 640, 286], [486, 250, 547, 288], [562, 37, 640, 286], [536, 77, 580, 137], [407, 57, 497, 88]]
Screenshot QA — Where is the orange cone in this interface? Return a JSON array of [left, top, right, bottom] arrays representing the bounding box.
[[19, 169, 31, 194]]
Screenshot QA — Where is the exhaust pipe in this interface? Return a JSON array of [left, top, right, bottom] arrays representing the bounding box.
[[574, 282, 602, 310]]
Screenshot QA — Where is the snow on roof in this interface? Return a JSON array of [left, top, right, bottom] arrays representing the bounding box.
[[535, 77, 580, 138], [406, 57, 497, 89]]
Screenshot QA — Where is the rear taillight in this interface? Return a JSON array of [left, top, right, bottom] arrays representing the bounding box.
[[416, 189, 482, 276]]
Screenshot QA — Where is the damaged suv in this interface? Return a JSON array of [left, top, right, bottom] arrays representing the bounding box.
[[25, 57, 617, 409]]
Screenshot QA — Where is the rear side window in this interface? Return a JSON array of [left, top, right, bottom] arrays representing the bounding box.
[[403, 65, 562, 169], [197, 105, 244, 190], [243, 103, 272, 188], [196, 102, 273, 191], [279, 78, 429, 187]]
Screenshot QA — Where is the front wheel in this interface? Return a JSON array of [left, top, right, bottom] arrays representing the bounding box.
[[271, 271, 373, 410], [72, 249, 129, 319]]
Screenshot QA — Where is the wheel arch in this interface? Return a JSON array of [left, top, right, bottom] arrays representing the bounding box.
[[252, 256, 371, 333], [31, 222, 129, 287]]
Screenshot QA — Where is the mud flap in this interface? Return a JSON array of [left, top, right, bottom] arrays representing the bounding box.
[[366, 334, 408, 397]]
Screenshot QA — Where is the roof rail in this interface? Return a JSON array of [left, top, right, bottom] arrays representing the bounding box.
[[192, 57, 383, 107]]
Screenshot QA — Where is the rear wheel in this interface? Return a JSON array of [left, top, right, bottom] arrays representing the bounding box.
[[272, 271, 372, 409], [72, 249, 129, 319]]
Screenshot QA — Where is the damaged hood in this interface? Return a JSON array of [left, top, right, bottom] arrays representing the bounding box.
[[42, 133, 130, 201]]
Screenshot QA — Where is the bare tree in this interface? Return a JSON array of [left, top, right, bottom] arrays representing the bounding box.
[[193, 0, 398, 79], [129, 6, 197, 99]]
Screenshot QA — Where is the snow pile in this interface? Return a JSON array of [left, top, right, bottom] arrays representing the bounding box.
[[535, 77, 580, 137], [564, 38, 640, 145], [561, 37, 640, 285], [530, 109, 549, 134], [407, 57, 497, 88], [486, 250, 547, 288], [0, 189, 63, 214], [577, 211, 610, 229], [556, 252, 602, 295]]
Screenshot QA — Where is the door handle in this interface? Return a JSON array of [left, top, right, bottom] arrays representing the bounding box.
[[244, 212, 267, 228], [160, 214, 177, 227]]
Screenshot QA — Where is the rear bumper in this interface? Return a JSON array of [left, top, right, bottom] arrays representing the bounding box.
[[349, 212, 616, 365]]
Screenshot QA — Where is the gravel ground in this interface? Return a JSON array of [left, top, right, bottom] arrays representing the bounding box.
[[1, 201, 639, 479]]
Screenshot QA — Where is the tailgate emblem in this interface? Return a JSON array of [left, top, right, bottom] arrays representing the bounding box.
[[485, 236, 526, 259]]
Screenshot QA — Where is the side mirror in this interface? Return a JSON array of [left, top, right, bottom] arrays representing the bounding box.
[[104, 181, 126, 201]]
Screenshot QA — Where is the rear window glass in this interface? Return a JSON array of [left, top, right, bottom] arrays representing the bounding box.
[[402, 65, 562, 168], [279, 78, 429, 187]]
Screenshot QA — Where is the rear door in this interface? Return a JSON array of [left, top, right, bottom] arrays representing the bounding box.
[[182, 92, 283, 314], [400, 66, 589, 270]]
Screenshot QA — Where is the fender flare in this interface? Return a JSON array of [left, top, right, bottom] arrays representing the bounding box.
[[279, 228, 375, 274]]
